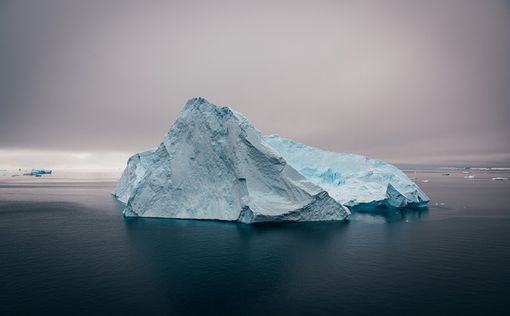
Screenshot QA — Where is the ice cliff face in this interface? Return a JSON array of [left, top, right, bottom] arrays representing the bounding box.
[[113, 98, 350, 223], [264, 135, 429, 209], [113, 148, 156, 204]]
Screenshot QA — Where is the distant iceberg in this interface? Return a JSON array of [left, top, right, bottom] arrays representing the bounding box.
[[23, 169, 52, 176], [31, 169, 52, 175], [264, 135, 429, 209], [113, 98, 428, 223], [113, 98, 350, 223]]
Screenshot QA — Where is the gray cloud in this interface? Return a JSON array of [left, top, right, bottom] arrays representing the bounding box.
[[1, 0, 509, 166]]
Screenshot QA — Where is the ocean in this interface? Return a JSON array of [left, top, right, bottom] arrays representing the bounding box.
[[0, 169, 509, 315]]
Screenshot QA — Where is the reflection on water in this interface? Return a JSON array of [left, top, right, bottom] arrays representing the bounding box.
[[121, 207, 430, 226], [120, 217, 355, 315], [349, 207, 429, 223]]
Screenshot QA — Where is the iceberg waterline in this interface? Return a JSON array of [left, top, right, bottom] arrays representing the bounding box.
[[113, 98, 428, 223]]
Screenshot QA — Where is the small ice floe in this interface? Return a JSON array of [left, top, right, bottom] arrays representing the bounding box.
[[462, 171, 470, 174], [492, 177, 508, 181], [31, 169, 52, 175], [464, 175, 475, 179], [421, 179, 429, 183], [23, 169, 52, 176]]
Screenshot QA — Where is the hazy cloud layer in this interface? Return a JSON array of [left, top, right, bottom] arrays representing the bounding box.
[[1, 0, 509, 167]]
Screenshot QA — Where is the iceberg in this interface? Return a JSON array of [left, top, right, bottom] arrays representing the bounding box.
[[33, 169, 52, 175], [264, 135, 429, 209], [113, 98, 350, 223], [23, 169, 52, 176]]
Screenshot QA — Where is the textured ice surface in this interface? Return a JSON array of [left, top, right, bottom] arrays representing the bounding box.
[[113, 98, 350, 223], [112, 148, 156, 204], [264, 135, 429, 209]]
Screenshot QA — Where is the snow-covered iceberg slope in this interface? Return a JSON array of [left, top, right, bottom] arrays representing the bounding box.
[[264, 135, 429, 209], [113, 98, 350, 223]]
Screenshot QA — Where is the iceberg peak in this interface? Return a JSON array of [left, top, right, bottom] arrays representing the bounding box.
[[184, 96, 209, 107], [183, 97, 234, 116]]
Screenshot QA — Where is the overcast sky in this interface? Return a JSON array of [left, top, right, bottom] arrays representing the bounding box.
[[1, 0, 509, 169]]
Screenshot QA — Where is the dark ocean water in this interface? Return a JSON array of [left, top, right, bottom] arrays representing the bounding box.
[[0, 170, 509, 315]]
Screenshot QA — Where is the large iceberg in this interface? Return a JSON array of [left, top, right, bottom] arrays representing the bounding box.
[[264, 135, 429, 209], [114, 98, 429, 223], [113, 98, 350, 223]]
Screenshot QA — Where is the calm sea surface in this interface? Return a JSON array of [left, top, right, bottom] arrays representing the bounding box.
[[0, 169, 509, 315]]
